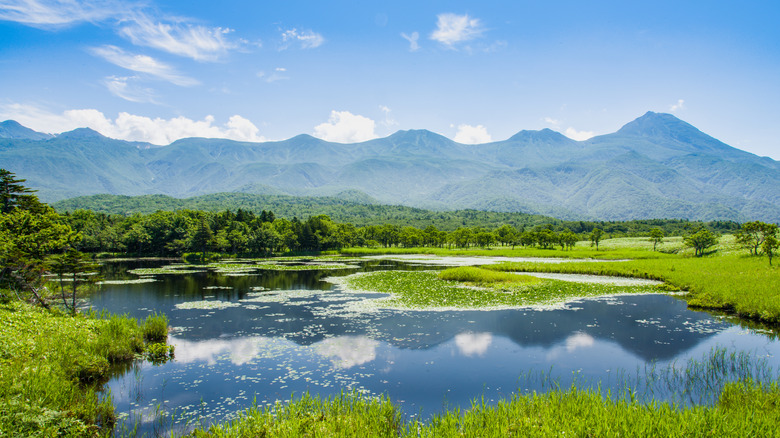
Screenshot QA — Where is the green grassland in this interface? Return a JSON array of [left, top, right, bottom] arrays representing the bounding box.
[[0, 301, 170, 436]]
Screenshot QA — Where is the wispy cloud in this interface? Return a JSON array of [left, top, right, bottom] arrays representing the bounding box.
[[670, 99, 685, 112], [379, 105, 398, 129], [0, 103, 266, 144], [280, 28, 324, 50], [401, 31, 420, 52], [0, 1, 242, 61], [118, 15, 238, 61], [257, 67, 289, 83], [0, 0, 122, 26], [313, 110, 377, 143], [103, 76, 157, 103], [430, 13, 484, 47], [453, 123, 492, 144], [90, 45, 199, 86]]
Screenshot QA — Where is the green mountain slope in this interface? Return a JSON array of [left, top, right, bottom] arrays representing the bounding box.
[[3, 112, 778, 222]]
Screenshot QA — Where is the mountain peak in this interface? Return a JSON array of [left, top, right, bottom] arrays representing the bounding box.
[[508, 128, 572, 143], [617, 111, 696, 137], [0, 120, 54, 140], [57, 127, 106, 140]]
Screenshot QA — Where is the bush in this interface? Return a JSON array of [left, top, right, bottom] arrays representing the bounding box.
[[142, 312, 169, 343]]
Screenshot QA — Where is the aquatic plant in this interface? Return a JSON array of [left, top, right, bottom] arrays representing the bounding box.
[[337, 270, 660, 310]]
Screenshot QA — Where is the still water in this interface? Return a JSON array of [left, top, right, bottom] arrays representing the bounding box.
[[90, 258, 780, 435]]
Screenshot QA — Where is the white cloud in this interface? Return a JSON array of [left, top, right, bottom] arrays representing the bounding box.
[[454, 332, 492, 357], [103, 76, 157, 103], [280, 28, 324, 50], [430, 13, 483, 47], [670, 99, 685, 112], [0, 0, 122, 26], [453, 124, 492, 144], [119, 14, 238, 61], [544, 117, 561, 127], [0, 103, 265, 144], [91, 45, 199, 86], [401, 31, 420, 52], [313, 110, 378, 143], [563, 127, 595, 141]]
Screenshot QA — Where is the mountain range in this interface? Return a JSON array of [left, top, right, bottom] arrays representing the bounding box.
[[1, 112, 778, 222]]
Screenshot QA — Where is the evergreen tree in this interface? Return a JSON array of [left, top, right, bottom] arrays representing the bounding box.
[[0, 168, 37, 214]]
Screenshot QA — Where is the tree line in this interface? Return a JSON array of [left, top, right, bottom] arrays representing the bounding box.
[[2, 167, 777, 311]]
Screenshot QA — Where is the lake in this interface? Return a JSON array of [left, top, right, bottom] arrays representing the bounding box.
[[90, 257, 780, 435]]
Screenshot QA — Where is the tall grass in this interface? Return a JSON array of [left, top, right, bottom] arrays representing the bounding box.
[[484, 253, 780, 324], [189, 380, 780, 437], [0, 300, 168, 436]]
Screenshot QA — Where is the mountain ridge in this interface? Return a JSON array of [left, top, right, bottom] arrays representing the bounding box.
[[1, 112, 778, 222]]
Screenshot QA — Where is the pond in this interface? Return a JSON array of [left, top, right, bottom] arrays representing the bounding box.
[[90, 257, 780, 435]]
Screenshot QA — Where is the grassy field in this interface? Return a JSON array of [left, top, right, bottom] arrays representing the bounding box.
[[484, 253, 780, 325], [0, 300, 170, 437]]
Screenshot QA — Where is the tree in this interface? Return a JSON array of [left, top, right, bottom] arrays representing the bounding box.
[[684, 228, 719, 257], [736, 221, 778, 256], [559, 230, 578, 250], [649, 227, 664, 251], [0, 201, 79, 307], [590, 228, 603, 250], [762, 235, 778, 266], [0, 168, 37, 214], [189, 216, 214, 260], [47, 249, 99, 314]]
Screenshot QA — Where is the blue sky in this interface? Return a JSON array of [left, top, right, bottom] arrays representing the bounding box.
[[1, 1, 779, 159]]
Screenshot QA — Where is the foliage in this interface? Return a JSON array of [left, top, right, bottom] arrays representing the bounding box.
[[0, 194, 80, 308], [589, 227, 603, 250], [735, 220, 778, 255], [683, 228, 719, 257], [54, 193, 742, 236], [0, 168, 37, 214], [649, 227, 664, 251]]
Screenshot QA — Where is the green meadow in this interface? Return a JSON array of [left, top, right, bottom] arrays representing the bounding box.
[[0, 301, 170, 436]]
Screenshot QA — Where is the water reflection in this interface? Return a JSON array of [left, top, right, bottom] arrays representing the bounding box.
[[454, 332, 493, 357], [90, 260, 780, 435], [316, 336, 379, 368]]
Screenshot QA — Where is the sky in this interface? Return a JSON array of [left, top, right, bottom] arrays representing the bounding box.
[[0, 0, 779, 159]]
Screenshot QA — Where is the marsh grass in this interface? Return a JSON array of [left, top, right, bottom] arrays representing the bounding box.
[[0, 300, 169, 436], [143, 312, 169, 343], [189, 392, 401, 438], [484, 253, 780, 324], [189, 380, 780, 438], [340, 270, 659, 310], [438, 266, 540, 284]]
